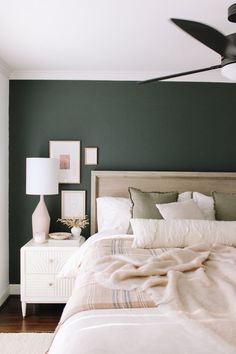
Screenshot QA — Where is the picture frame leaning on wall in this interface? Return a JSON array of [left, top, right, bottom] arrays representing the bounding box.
[[61, 190, 86, 219]]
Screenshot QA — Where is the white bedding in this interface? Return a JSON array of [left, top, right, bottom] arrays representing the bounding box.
[[48, 308, 236, 354], [57, 231, 132, 278], [49, 232, 236, 354], [131, 218, 236, 248]]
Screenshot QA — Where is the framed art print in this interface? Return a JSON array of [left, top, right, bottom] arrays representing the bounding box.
[[84, 147, 98, 165], [61, 190, 86, 218], [49, 140, 80, 183]]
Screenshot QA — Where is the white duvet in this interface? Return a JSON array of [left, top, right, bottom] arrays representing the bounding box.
[[48, 308, 236, 354], [48, 232, 236, 354]]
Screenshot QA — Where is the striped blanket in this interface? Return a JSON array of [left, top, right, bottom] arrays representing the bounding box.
[[48, 235, 236, 354], [60, 237, 162, 322], [47, 234, 236, 354]]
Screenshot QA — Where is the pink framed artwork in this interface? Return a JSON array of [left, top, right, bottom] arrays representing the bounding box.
[[49, 140, 81, 184]]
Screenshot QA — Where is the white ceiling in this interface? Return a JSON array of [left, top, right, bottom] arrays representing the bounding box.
[[0, 0, 236, 81]]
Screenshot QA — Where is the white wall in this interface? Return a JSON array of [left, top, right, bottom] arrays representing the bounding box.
[[0, 69, 9, 305]]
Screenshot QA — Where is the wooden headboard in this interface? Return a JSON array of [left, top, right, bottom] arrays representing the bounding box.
[[91, 171, 236, 234]]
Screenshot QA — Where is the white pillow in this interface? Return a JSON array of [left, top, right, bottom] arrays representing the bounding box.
[[131, 218, 236, 248], [193, 192, 215, 220], [97, 197, 132, 233], [156, 199, 205, 220], [177, 191, 192, 202]]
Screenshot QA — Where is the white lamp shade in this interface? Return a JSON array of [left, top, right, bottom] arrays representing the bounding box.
[[26, 158, 59, 195], [221, 63, 236, 81]]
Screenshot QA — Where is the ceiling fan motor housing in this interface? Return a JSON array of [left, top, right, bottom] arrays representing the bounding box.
[[228, 4, 236, 22], [222, 33, 236, 67], [221, 32, 236, 80]]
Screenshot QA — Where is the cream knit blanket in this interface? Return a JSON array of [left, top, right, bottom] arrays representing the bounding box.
[[93, 243, 236, 347]]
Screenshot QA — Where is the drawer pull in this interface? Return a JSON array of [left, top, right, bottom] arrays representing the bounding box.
[[49, 283, 53, 287], [49, 259, 54, 263]]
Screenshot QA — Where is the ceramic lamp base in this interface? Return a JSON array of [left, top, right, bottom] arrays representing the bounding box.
[[32, 195, 50, 239]]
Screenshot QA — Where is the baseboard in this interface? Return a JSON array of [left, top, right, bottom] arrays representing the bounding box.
[[9, 284, 20, 295], [0, 286, 10, 306], [0, 284, 20, 306]]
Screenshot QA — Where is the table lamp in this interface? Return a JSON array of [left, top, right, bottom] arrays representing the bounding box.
[[26, 158, 59, 239]]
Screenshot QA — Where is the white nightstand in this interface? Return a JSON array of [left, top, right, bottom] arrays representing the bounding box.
[[20, 239, 83, 317]]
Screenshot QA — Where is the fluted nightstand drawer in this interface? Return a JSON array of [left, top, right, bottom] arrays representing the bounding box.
[[25, 274, 75, 298], [25, 249, 75, 274], [25, 274, 55, 297]]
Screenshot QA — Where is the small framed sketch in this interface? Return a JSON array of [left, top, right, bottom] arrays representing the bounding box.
[[61, 190, 86, 218], [85, 147, 98, 165], [49, 140, 80, 183]]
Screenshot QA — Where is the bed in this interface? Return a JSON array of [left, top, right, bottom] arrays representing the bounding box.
[[47, 171, 236, 354]]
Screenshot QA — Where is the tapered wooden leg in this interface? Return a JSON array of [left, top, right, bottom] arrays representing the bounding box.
[[21, 301, 26, 318]]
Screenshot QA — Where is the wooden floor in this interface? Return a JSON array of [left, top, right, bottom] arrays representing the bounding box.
[[0, 296, 64, 332]]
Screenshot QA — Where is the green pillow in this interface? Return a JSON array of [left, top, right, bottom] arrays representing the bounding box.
[[213, 192, 236, 221], [128, 187, 178, 220]]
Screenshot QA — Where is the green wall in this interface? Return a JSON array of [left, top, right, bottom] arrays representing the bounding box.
[[9, 80, 236, 283]]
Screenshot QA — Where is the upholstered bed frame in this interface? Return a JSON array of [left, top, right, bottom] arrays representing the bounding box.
[[91, 171, 236, 234]]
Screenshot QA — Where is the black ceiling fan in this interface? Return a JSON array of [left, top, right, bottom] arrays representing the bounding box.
[[140, 4, 236, 84]]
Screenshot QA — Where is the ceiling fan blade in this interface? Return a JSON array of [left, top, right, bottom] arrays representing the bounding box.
[[139, 65, 222, 84], [171, 18, 236, 58]]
